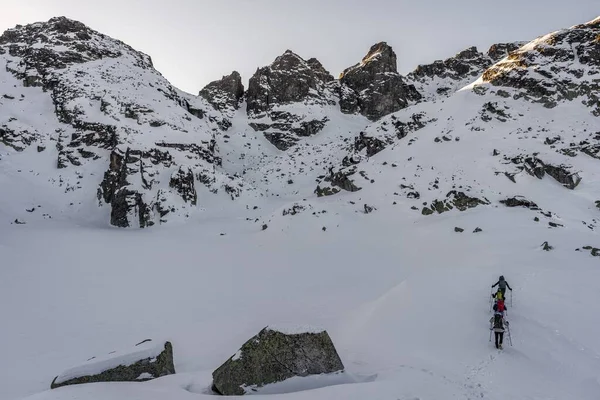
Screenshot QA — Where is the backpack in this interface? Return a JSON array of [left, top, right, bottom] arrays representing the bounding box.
[[496, 300, 505, 312], [493, 313, 504, 329]]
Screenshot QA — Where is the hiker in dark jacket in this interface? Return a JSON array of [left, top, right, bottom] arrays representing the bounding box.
[[490, 312, 509, 349], [491, 275, 512, 298]]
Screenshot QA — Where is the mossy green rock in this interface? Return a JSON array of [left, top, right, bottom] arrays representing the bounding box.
[[50, 341, 175, 389], [212, 327, 344, 395]]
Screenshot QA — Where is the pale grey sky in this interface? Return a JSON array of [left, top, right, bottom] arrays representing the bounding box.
[[1, 1, 598, 94]]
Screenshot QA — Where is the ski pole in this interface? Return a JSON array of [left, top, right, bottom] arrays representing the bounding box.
[[489, 287, 494, 312], [507, 325, 513, 346], [489, 327, 492, 342], [511, 290, 513, 308]]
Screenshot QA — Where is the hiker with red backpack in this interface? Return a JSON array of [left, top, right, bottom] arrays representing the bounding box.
[[492, 290, 507, 314]]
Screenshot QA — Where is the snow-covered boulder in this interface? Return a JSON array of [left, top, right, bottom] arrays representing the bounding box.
[[211, 325, 344, 395], [50, 339, 175, 389]]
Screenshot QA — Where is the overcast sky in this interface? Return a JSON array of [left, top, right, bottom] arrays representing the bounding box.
[[1, 1, 598, 93]]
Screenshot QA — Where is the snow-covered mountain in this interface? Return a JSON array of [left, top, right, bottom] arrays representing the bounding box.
[[2, 14, 600, 400], [3, 16, 597, 231], [2, 16, 593, 231]]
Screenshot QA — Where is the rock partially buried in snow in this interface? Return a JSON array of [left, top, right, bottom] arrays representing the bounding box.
[[211, 325, 344, 395], [50, 340, 175, 389]]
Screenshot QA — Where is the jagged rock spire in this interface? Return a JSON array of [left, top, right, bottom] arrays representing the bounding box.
[[339, 42, 420, 121], [199, 71, 244, 114]]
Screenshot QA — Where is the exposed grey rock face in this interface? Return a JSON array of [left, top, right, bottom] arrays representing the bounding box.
[[487, 42, 525, 62], [407, 42, 525, 101], [315, 166, 362, 197], [212, 327, 344, 395], [246, 50, 334, 149], [482, 18, 600, 113], [199, 71, 244, 115], [508, 155, 582, 190], [340, 42, 421, 121], [51, 340, 175, 389], [0, 16, 152, 89], [500, 196, 540, 210], [169, 166, 197, 205], [110, 189, 154, 228], [306, 58, 334, 83], [247, 50, 333, 116], [421, 191, 490, 215]]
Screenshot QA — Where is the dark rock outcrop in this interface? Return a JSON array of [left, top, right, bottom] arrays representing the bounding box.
[[421, 191, 489, 215], [340, 42, 420, 121], [541, 241, 553, 251], [487, 42, 525, 62], [353, 132, 386, 157], [246, 50, 333, 116], [500, 196, 539, 210], [315, 166, 361, 197], [99, 148, 166, 228], [407, 42, 524, 101], [246, 50, 334, 149], [544, 164, 581, 190], [199, 71, 244, 114], [582, 245, 600, 257], [508, 155, 582, 189], [110, 189, 154, 228], [521, 156, 582, 189], [169, 166, 197, 205], [212, 327, 344, 396], [482, 18, 600, 113], [51, 340, 175, 389]]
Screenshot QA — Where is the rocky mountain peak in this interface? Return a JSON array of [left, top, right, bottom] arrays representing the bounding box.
[[246, 50, 333, 117], [0, 16, 88, 45], [481, 16, 600, 113], [406, 42, 525, 102], [0, 16, 153, 89], [270, 50, 308, 72], [199, 70, 244, 115], [244, 50, 335, 150], [455, 46, 481, 60], [306, 57, 334, 83], [487, 42, 525, 62], [339, 42, 420, 121], [357, 41, 397, 73]]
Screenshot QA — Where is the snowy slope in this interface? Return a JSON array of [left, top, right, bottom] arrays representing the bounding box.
[[0, 17, 252, 228], [1, 14, 600, 400], [2, 206, 599, 400]]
